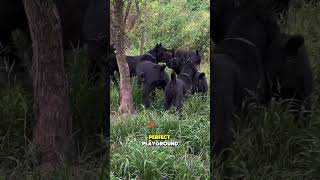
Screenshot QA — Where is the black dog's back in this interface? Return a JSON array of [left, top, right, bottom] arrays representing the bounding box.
[[136, 61, 168, 108], [126, 54, 156, 76], [174, 50, 201, 65]]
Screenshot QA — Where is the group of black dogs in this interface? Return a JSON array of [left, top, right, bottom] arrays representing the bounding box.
[[107, 44, 208, 111], [212, 0, 313, 170]]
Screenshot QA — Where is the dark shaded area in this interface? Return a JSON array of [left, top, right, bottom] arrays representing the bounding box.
[[211, 0, 280, 174], [0, 0, 108, 78], [211, 0, 314, 178]]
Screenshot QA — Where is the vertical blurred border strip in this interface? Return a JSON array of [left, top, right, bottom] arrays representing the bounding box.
[[209, 0, 215, 179], [100, 0, 110, 179]]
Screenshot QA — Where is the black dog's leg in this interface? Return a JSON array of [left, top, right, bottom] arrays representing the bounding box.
[[164, 95, 172, 110], [175, 94, 183, 112], [143, 84, 153, 108]]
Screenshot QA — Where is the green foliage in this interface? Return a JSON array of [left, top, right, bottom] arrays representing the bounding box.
[[127, 0, 210, 61], [0, 85, 33, 171], [111, 2, 211, 177], [65, 49, 105, 141], [0, 35, 106, 176]]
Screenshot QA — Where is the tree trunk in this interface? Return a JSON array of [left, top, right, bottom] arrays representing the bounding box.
[[140, 0, 147, 54], [23, 0, 72, 172], [114, 0, 134, 116]]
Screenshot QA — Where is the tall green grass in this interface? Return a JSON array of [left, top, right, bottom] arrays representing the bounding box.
[[110, 61, 210, 179], [0, 33, 106, 178]]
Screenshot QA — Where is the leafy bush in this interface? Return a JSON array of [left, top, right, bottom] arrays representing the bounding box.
[[127, 0, 210, 62]]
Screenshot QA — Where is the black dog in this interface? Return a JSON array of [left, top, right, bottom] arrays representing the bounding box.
[[105, 45, 118, 81], [164, 60, 197, 111], [107, 43, 173, 78], [212, 0, 280, 163], [136, 61, 168, 108], [128, 43, 173, 76], [264, 33, 313, 118], [192, 71, 208, 95], [165, 57, 189, 74], [166, 57, 208, 95], [173, 49, 201, 65]]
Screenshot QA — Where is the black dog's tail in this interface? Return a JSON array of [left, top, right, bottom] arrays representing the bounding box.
[[171, 72, 176, 82]]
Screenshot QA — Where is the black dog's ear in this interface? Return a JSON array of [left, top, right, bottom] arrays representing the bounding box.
[[159, 43, 162, 46], [284, 35, 304, 54], [199, 72, 205, 79], [196, 49, 199, 55]]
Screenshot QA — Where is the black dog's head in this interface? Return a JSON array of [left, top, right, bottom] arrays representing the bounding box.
[[266, 34, 311, 89], [180, 59, 197, 78], [212, 0, 247, 43], [266, 33, 305, 72], [212, 0, 279, 42], [214, 0, 279, 52], [192, 71, 208, 94], [163, 48, 175, 61], [138, 63, 168, 88], [149, 43, 174, 63], [264, 33, 313, 103], [166, 58, 188, 74]]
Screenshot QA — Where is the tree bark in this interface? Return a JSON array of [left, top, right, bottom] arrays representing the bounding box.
[[23, 0, 72, 172], [140, 0, 147, 54], [114, 0, 134, 116]]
